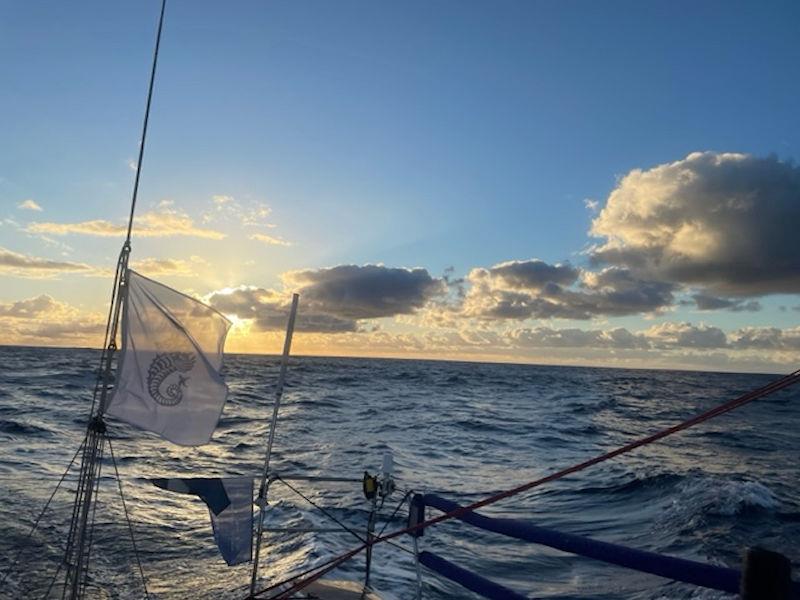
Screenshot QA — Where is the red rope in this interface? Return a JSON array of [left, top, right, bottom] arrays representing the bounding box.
[[253, 368, 800, 599]]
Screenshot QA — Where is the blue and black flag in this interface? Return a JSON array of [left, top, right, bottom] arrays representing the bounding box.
[[152, 477, 253, 565]]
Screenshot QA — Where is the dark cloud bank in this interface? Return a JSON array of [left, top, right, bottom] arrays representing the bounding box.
[[209, 264, 444, 332]]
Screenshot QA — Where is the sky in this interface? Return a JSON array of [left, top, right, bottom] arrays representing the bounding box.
[[1, 0, 799, 373]]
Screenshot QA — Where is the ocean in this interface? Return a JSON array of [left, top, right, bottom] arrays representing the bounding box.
[[0, 345, 798, 599]]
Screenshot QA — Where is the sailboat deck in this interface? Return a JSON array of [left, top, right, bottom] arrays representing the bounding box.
[[300, 579, 382, 599]]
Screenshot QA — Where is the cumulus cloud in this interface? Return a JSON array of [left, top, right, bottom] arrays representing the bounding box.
[[692, 294, 761, 312], [509, 322, 756, 350], [642, 322, 728, 349], [17, 199, 43, 211], [590, 152, 800, 296], [511, 326, 650, 350], [27, 207, 225, 239], [510, 322, 733, 351], [208, 264, 444, 333], [480, 259, 579, 290], [730, 327, 800, 351], [0, 295, 105, 346], [0, 246, 95, 278], [462, 259, 674, 320], [0, 295, 61, 318], [282, 264, 445, 320], [207, 286, 356, 333]]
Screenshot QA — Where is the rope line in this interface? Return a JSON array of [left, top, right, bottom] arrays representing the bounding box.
[[243, 492, 414, 599], [43, 557, 66, 599], [254, 368, 800, 599], [0, 435, 87, 588], [125, 0, 167, 243], [108, 439, 149, 599], [376, 490, 412, 539], [273, 476, 413, 557], [273, 476, 368, 544]]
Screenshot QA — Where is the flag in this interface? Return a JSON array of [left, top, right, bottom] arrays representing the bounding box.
[[105, 269, 231, 446], [152, 477, 253, 566]]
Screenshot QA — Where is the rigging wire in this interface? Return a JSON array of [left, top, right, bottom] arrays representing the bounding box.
[[375, 490, 413, 540], [43, 558, 65, 600], [80, 441, 105, 599], [272, 476, 413, 557], [244, 490, 415, 599], [0, 435, 87, 588], [108, 439, 150, 599], [63, 425, 106, 598], [57, 0, 167, 596], [253, 367, 800, 599], [126, 0, 167, 243], [88, 249, 125, 417]]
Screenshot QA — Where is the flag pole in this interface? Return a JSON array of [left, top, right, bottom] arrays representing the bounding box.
[[250, 293, 300, 597]]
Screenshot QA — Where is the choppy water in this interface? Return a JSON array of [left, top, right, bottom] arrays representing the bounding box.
[[0, 346, 798, 599]]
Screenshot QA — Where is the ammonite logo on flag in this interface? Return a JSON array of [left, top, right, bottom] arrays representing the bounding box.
[[147, 352, 197, 406]]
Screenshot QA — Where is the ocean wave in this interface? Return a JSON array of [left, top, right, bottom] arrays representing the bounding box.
[[0, 419, 53, 436], [667, 475, 779, 520]]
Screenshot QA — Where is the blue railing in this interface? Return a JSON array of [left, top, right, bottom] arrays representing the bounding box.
[[408, 493, 799, 600]]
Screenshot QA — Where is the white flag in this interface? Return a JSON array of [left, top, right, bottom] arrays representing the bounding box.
[[106, 270, 231, 446]]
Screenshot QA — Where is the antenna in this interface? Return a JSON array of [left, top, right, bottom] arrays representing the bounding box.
[[250, 294, 300, 596]]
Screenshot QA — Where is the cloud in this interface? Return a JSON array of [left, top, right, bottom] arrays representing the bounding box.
[[511, 322, 729, 351], [249, 233, 291, 247], [130, 257, 206, 277], [21, 320, 108, 340], [479, 259, 579, 290], [642, 322, 728, 349], [207, 286, 356, 333], [730, 326, 800, 351], [0, 295, 61, 318], [0, 295, 106, 346], [283, 264, 445, 320], [584, 198, 600, 213], [208, 264, 445, 333], [511, 326, 650, 350], [205, 195, 274, 228], [692, 294, 761, 312], [0, 246, 95, 278], [462, 259, 674, 320], [17, 199, 42, 211], [590, 152, 800, 296], [27, 207, 225, 239]]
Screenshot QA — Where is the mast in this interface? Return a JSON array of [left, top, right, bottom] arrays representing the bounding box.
[[60, 1, 167, 597], [249, 293, 300, 596]]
